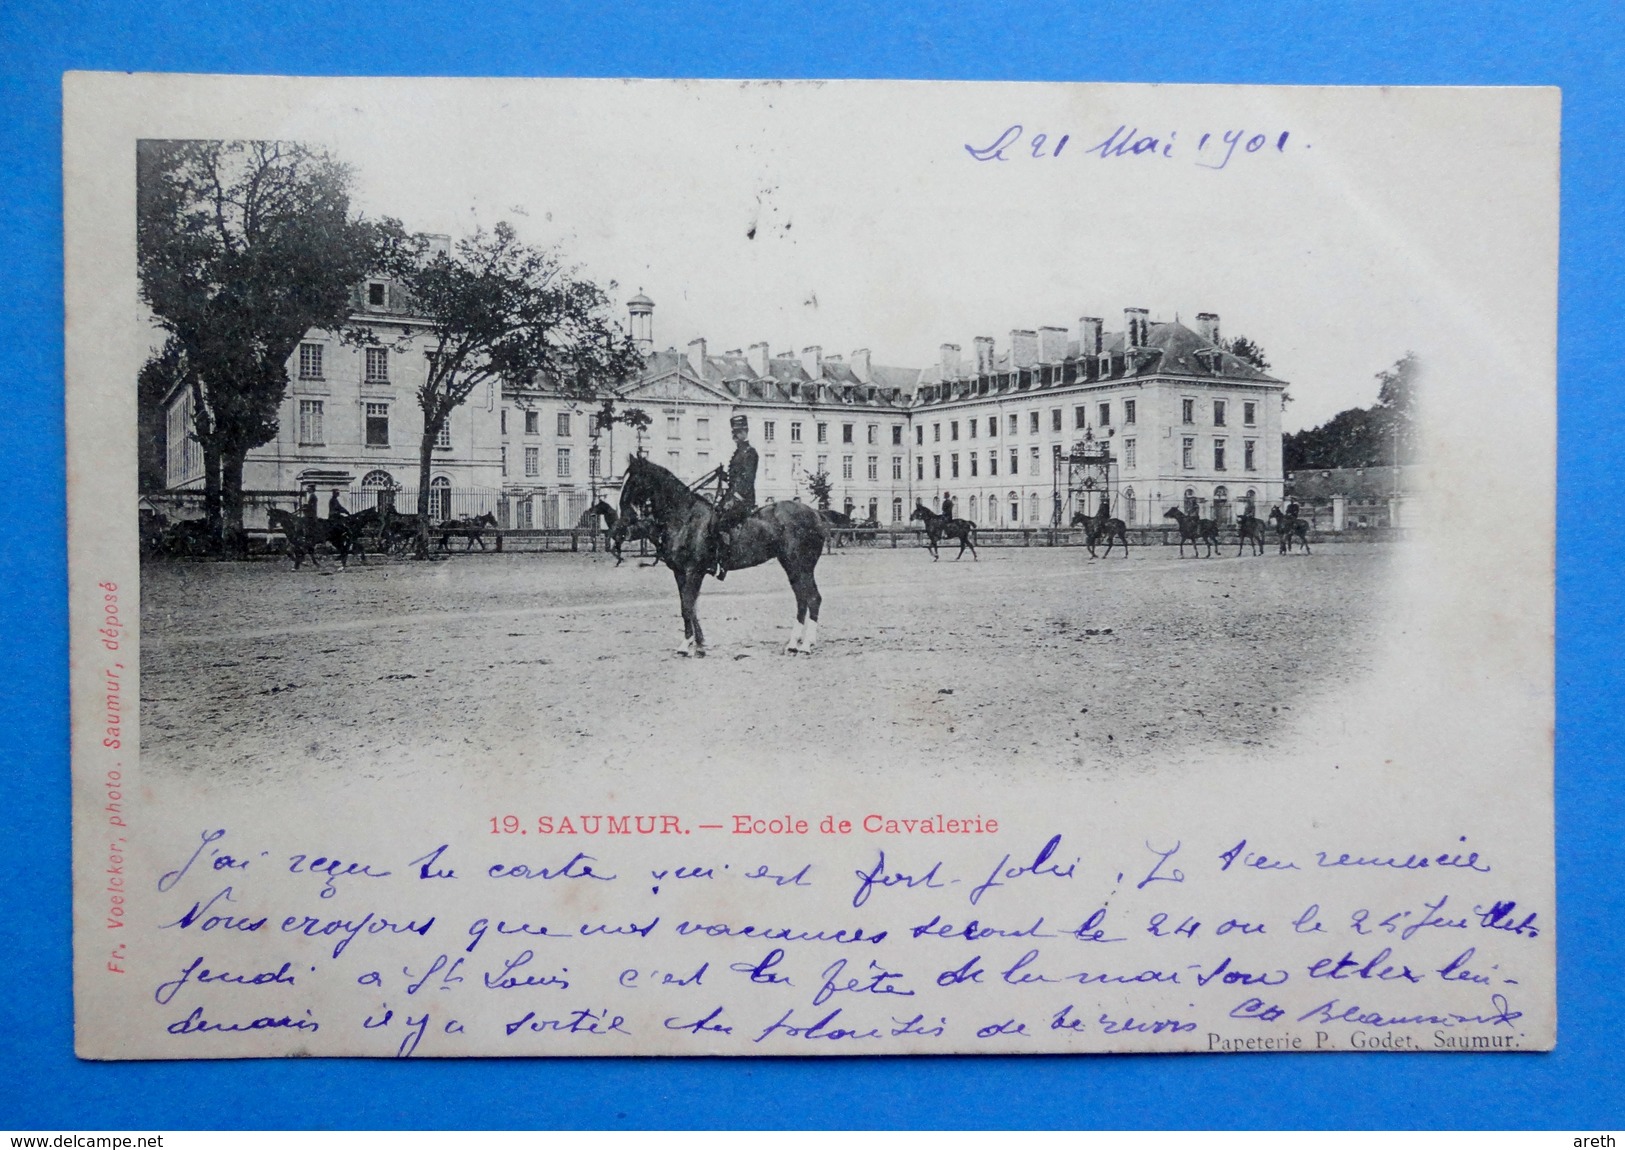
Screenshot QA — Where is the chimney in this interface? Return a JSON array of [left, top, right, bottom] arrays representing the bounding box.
[[686, 338, 708, 378], [627, 293, 655, 352], [973, 336, 995, 375], [1124, 308, 1149, 350], [849, 348, 871, 383], [1010, 329, 1038, 369], [1196, 312, 1221, 345], [1038, 326, 1067, 363], [1078, 317, 1103, 356], [748, 341, 770, 378], [939, 343, 962, 379], [799, 345, 823, 379]]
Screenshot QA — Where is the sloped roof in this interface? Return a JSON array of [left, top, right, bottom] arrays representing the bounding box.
[[1285, 465, 1420, 500]]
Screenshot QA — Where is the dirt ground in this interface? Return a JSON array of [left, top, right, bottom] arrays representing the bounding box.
[[139, 538, 1395, 787]]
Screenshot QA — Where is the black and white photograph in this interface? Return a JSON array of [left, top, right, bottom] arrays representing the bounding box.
[[68, 75, 1556, 1058]]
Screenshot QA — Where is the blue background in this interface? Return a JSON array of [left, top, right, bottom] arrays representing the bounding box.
[[3, 0, 1620, 1130]]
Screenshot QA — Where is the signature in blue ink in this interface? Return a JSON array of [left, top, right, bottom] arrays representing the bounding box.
[[1297, 993, 1522, 1029]]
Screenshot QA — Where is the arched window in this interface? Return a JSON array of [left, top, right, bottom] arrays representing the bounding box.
[[891, 497, 903, 523], [1123, 487, 1136, 524], [1213, 485, 1231, 526], [1030, 492, 1041, 523], [1009, 491, 1020, 523], [430, 476, 451, 522], [361, 469, 395, 513], [966, 494, 978, 523]]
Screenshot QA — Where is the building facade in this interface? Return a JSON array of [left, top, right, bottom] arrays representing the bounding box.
[[163, 287, 1289, 530]]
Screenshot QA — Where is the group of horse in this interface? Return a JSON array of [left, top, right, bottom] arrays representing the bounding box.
[[1159, 505, 1311, 558], [265, 507, 500, 569], [254, 453, 1316, 661]]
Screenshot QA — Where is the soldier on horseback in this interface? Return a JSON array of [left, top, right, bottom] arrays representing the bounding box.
[[941, 491, 955, 521], [328, 489, 349, 519], [710, 412, 758, 581]]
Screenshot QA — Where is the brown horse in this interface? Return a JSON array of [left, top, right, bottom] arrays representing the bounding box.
[[1070, 507, 1129, 558], [909, 502, 979, 561], [1162, 507, 1218, 558], [268, 507, 366, 569], [617, 455, 827, 656], [1235, 513, 1268, 556], [1268, 507, 1312, 554], [437, 512, 499, 552]]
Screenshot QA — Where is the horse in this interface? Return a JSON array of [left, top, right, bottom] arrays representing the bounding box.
[[1069, 507, 1129, 558], [379, 512, 424, 555], [1268, 506, 1312, 554], [617, 454, 828, 656], [438, 512, 499, 552], [1235, 513, 1268, 556], [268, 508, 324, 569], [819, 508, 856, 550], [579, 499, 619, 552], [1162, 507, 1219, 558], [909, 502, 979, 561]]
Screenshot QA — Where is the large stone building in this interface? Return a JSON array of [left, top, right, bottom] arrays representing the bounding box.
[[162, 282, 1289, 530]]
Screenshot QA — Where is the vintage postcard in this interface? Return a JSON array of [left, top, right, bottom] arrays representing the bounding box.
[[67, 74, 1557, 1057]]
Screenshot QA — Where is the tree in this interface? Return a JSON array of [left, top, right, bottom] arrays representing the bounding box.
[[1375, 352, 1419, 466], [1222, 335, 1271, 373], [1223, 335, 1289, 405], [137, 139, 403, 552], [805, 469, 834, 510], [1281, 353, 1420, 470], [400, 222, 645, 555]]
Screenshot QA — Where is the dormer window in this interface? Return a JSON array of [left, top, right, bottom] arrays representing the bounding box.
[[367, 282, 387, 307]]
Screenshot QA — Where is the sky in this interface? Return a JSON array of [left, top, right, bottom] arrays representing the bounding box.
[[131, 78, 1558, 433]]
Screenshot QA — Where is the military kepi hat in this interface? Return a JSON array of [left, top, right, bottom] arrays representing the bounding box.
[[729, 413, 749, 430]]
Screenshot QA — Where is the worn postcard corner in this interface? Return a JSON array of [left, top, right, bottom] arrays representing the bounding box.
[[66, 74, 1555, 1059]]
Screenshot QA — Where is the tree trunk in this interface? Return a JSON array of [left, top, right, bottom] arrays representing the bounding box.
[[200, 438, 223, 553], [414, 425, 436, 559], [221, 446, 249, 559]]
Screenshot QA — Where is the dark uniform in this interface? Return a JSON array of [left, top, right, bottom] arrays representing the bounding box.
[[328, 490, 349, 518], [302, 487, 319, 526], [941, 493, 955, 521], [712, 414, 758, 579]]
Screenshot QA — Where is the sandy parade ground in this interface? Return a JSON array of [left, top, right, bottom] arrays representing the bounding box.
[[138, 537, 1398, 789]]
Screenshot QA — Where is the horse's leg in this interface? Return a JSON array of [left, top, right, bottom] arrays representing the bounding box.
[[682, 567, 708, 655], [672, 567, 699, 654], [780, 559, 809, 654], [966, 530, 978, 561], [795, 567, 821, 652]]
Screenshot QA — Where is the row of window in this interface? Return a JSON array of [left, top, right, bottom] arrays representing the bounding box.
[[297, 400, 452, 450], [911, 398, 1258, 445], [298, 343, 399, 385], [500, 409, 578, 437], [1181, 437, 1257, 472], [501, 444, 598, 480]]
